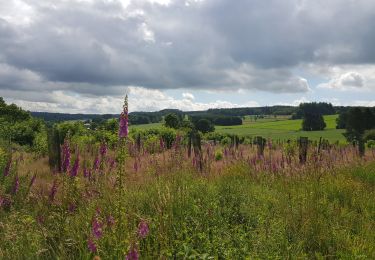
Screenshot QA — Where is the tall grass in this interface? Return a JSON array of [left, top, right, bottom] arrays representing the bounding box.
[[0, 138, 374, 259]]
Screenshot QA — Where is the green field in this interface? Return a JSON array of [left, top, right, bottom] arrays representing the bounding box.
[[216, 115, 346, 142], [131, 115, 346, 143]]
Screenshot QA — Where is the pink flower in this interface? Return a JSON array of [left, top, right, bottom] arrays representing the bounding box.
[[87, 238, 97, 253], [99, 143, 107, 158], [126, 247, 139, 260], [119, 112, 128, 138], [70, 153, 80, 177], [93, 156, 100, 171], [138, 220, 149, 238], [61, 140, 71, 173], [119, 95, 129, 139], [12, 175, 19, 194], [92, 218, 103, 239]]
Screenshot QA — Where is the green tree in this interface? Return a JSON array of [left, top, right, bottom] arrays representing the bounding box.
[[195, 119, 215, 133], [164, 113, 180, 129], [302, 113, 326, 131], [344, 107, 375, 156]]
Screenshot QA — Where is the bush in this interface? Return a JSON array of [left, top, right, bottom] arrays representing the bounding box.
[[364, 129, 375, 142], [367, 140, 375, 148], [220, 136, 231, 146], [32, 131, 48, 157], [302, 113, 326, 131], [215, 150, 223, 161]]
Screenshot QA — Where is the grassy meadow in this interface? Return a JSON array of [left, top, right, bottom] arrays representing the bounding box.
[[1, 137, 375, 259], [133, 115, 346, 143], [215, 115, 346, 142]]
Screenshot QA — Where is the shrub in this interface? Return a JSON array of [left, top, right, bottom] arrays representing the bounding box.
[[367, 140, 375, 148], [215, 150, 223, 161], [220, 136, 231, 146]]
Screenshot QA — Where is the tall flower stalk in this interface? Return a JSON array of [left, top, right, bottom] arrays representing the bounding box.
[[119, 95, 129, 139], [116, 94, 129, 252]]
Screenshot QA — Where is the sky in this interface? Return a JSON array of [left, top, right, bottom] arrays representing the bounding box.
[[0, 0, 375, 113]]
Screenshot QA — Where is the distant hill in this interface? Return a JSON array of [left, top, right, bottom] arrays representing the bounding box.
[[31, 106, 296, 122], [31, 112, 119, 122], [31, 105, 353, 124]]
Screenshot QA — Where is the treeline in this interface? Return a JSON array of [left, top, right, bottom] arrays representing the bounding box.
[[292, 102, 336, 119], [205, 106, 297, 116], [31, 104, 356, 126], [0, 97, 46, 153], [31, 106, 297, 125], [31, 112, 117, 122]]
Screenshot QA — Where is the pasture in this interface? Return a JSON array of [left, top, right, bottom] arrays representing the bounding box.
[[133, 115, 346, 143]]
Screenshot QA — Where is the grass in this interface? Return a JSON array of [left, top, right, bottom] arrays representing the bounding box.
[[1, 153, 374, 259], [1, 138, 375, 259], [131, 115, 346, 142]]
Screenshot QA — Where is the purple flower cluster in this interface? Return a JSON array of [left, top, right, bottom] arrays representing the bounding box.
[[87, 238, 97, 253], [126, 247, 139, 260], [0, 196, 11, 209], [119, 94, 129, 139], [62, 140, 71, 173], [12, 175, 19, 194], [92, 217, 103, 239], [70, 153, 80, 177], [93, 156, 100, 171], [137, 220, 149, 238], [99, 143, 107, 158]]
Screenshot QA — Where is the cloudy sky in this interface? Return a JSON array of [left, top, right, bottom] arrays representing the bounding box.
[[1, 0, 375, 113]]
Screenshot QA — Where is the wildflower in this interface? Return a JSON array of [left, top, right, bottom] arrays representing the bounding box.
[[0, 196, 11, 209], [138, 220, 149, 238], [93, 156, 100, 171], [29, 173, 37, 188], [92, 218, 103, 239], [3, 157, 12, 177], [70, 153, 80, 177], [12, 175, 19, 194], [87, 237, 97, 253], [126, 247, 139, 260], [119, 94, 129, 139], [62, 140, 71, 173], [49, 180, 58, 202], [106, 215, 115, 227], [99, 143, 107, 158]]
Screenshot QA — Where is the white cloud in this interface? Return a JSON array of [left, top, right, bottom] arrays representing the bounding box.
[[1, 0, 375, 112], [5, 86, 259, 113], [182, 92, 194, 100], [352, 100, 375, 107], [318, 72, 365, 90]]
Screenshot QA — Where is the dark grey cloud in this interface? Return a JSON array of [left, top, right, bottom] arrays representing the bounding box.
[[1, 0, 375, 100]]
